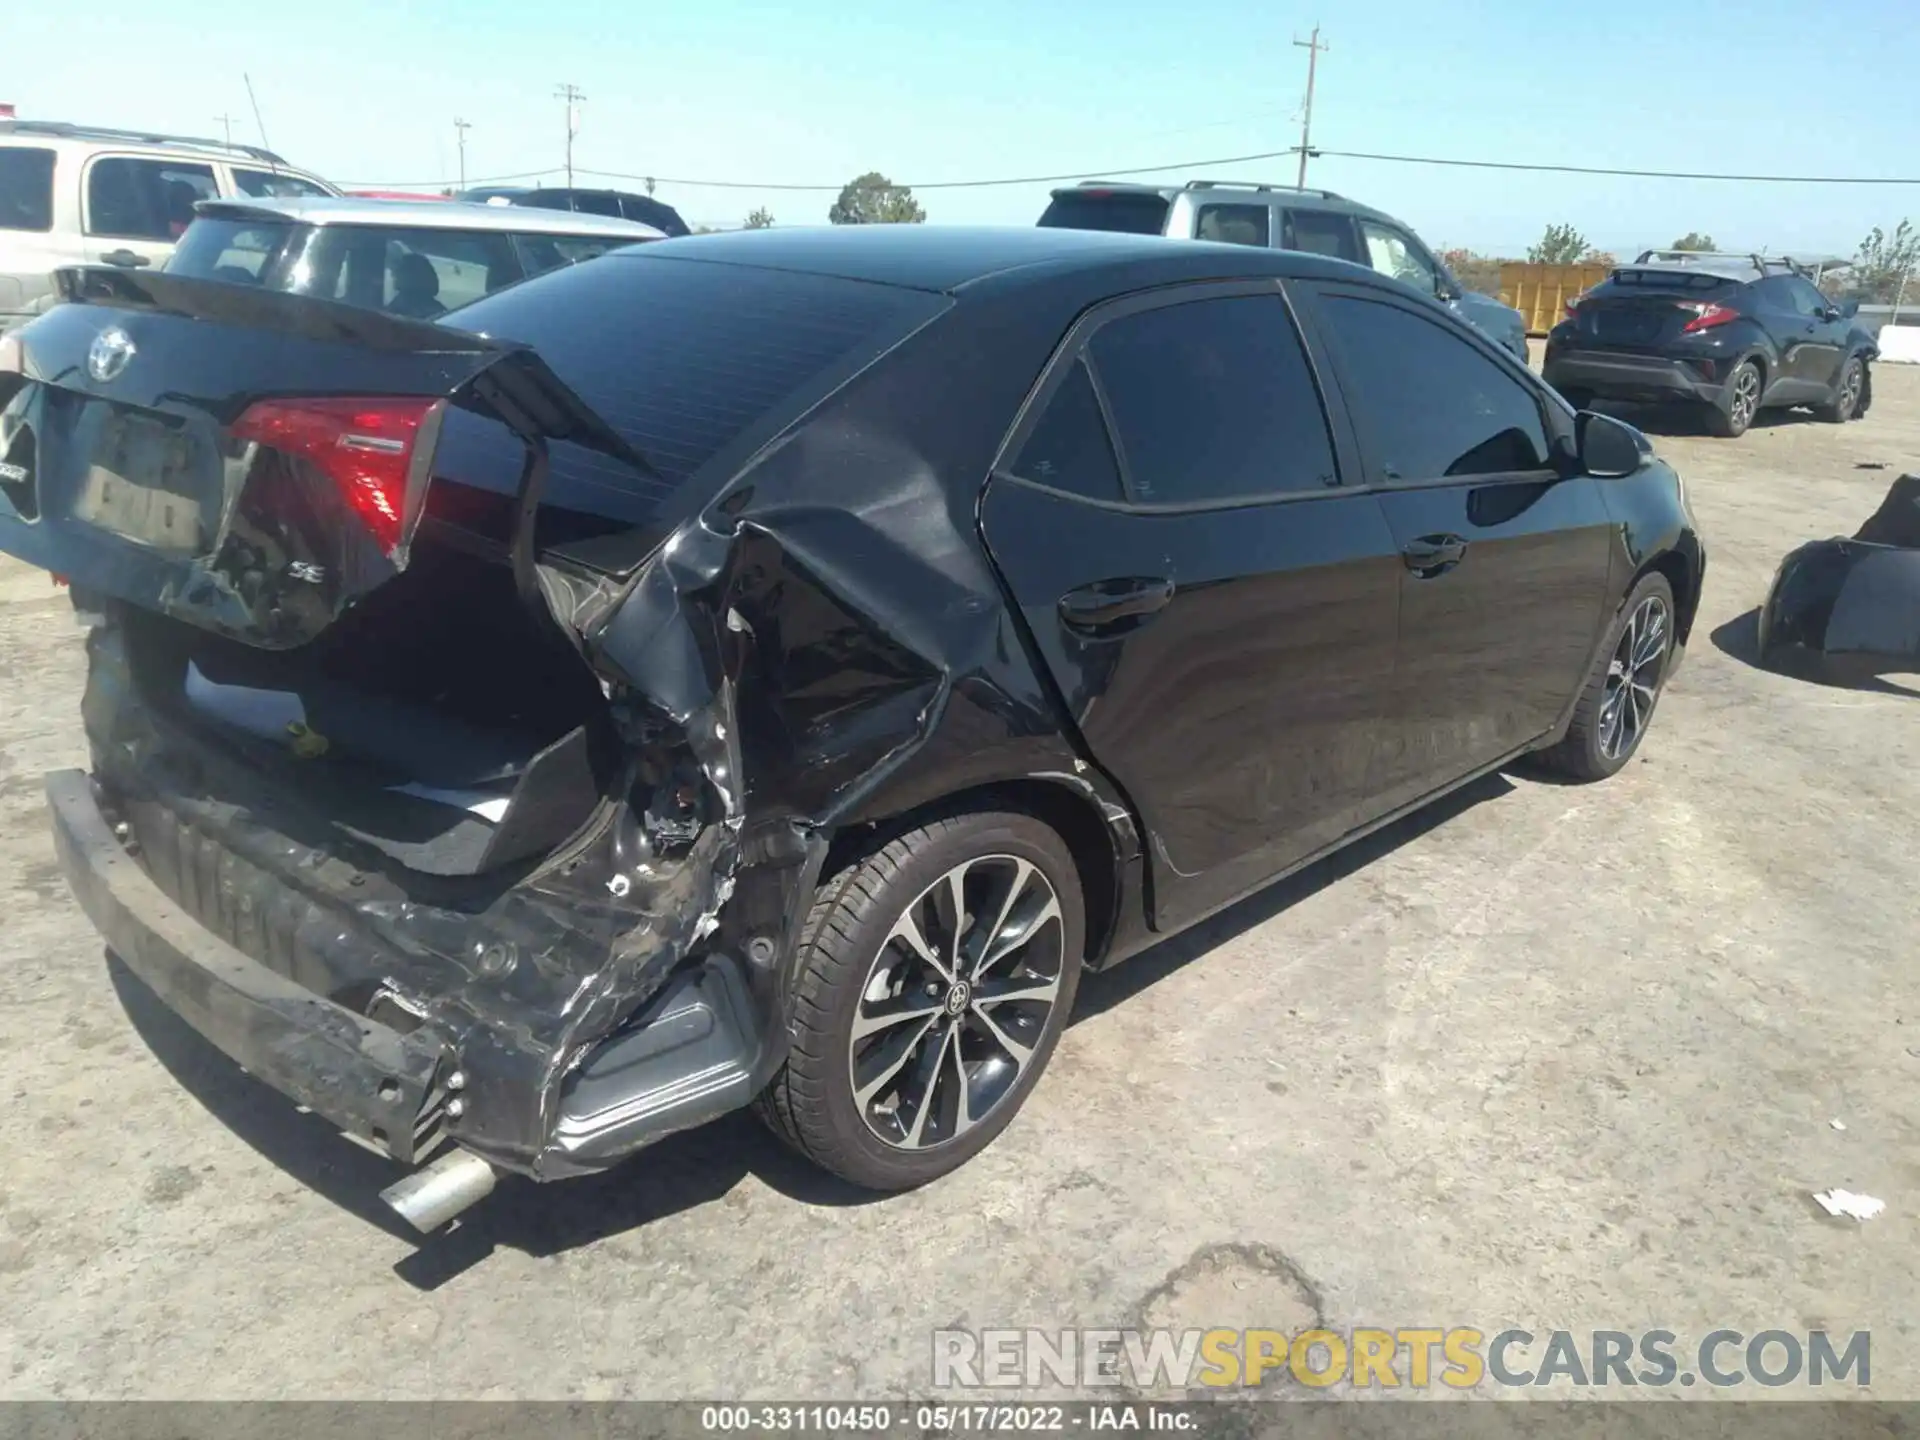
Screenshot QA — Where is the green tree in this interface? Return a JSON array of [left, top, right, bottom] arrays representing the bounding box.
[[1670, 232, 1716, 251], [828, 172, 926, 225], [744, 207, 775, 229], [644, 176, 657, 197], [1528, 223, 1595, 266], [1849, 220, 1920, 303]]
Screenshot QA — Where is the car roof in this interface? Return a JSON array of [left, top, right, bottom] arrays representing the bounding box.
[[193, 195, 663, 238], [617, 223, 1372, 294], [1046, 179, 1399, 224], [0, 118, 314, 175]]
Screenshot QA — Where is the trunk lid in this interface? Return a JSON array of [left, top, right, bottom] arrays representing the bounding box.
[[1572, 270, 1741, 351], [0, 265, 649, 648]]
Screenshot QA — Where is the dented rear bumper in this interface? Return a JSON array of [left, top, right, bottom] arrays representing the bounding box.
[[48, 767, 450, 1161]]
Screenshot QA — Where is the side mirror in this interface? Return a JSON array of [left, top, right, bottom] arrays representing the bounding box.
[[1841, 298, 1860, 319], [1578, 411, 1647, 479], [1435, 272, 1461, 302]]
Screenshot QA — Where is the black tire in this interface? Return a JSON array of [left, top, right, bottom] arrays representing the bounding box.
[[1530, 572, 1677, 782], [1814, 355, 1864, 424], [756, 809, 1085, 1191], [1706, 359, 1761, 438]]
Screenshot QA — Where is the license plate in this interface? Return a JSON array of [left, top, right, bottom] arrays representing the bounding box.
[[71, 409, 209, 553]]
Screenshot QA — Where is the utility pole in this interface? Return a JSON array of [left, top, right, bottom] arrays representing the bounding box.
[[1292, 25, 1328, 190], [555, 83, 586, 189], [213, 114, 235, 146], [454, 117, 471, 190]]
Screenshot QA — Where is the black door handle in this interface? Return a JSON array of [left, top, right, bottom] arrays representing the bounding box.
[[1058, 576, 1175, 633], [1402, 534, 1467, 578], [99, 249, 151, 268]]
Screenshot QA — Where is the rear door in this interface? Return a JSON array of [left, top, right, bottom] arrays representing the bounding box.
[[1279, 208, 1361, 264], [80, 154, 219, 270], [979, 283, 1403, 930], [1295, 280, 1614, 811]]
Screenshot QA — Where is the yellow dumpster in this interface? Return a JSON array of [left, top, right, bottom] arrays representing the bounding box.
[[1499, 262, 1616, 336]]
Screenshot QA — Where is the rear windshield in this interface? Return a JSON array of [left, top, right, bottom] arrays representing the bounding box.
[[0, 147, 57, 233], [1037, 192, 1170, 236], [169, 217, 635, 315], [433, 254, 950, 524]]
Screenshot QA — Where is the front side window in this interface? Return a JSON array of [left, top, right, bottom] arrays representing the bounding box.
[[1786, 276, 1834, 317], [1315, 294, 1551, 482], [86, 158, 218, 239], [1358, 220, 1437, 294], [1006, 358, 1124, 501], [1195, 203, 1270, 248], [0, 147, 56, 232], [1282, 209, 1358, 263], [231, 169, 332, 200], [1088, 294, 1338, 504]]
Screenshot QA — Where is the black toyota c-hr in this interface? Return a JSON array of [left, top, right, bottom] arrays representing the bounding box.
[[0, 227, 1703, 1231], [1543, 252, 1878, 438]]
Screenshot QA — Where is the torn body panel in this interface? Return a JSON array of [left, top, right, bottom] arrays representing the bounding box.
[[1758, 474, 1920, 682], [37, 272, 1143, 1186]]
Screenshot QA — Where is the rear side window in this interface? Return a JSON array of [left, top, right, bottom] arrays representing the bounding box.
[[0, 147, 56, 232], [231, 169, 332, 199], [1315, 294, 1551, 482], [440, 255, 949, 510], [86, 158, 218, 239], [298, 227, 523, 317], [1088, 294, 1338, 504], [1007, 359, 1124, 501], [1037, 192, 1170, 236], [516, 233, 633, 279], [1282, 209, 1358, 263], [1196, 203, 1270, 248]]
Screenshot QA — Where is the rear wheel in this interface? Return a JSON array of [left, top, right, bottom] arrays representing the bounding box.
[[756, 809, 1085, 1191], [1815, 356, 1864, 423], [1706, 359, 1761, 437], [1531, 573, 1676, 782]]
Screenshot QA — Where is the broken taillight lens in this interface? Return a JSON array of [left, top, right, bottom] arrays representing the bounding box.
[[1680, 302, 1739, 334], [231, 397, 439, 556]]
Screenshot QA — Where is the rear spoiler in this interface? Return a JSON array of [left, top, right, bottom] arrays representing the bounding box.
[[0, 268, 658, 648], [48, 267, 654, 473]]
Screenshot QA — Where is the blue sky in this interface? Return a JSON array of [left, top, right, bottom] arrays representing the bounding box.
[[6, 0, 1917, 255]]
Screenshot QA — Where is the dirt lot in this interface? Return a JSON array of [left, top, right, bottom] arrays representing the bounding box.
[[2, 359, 1917, 1401]]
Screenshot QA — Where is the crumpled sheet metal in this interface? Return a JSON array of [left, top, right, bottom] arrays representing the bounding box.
[[1758, 473, 1920, 678]]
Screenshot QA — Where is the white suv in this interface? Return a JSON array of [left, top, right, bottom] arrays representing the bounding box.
[[0, 119, 337, 332]]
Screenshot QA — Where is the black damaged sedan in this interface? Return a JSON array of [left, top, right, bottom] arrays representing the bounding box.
[[0, 227, 1703, 1229]]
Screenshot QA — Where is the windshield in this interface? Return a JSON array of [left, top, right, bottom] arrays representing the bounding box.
[[1037, 192, 1170, 235]]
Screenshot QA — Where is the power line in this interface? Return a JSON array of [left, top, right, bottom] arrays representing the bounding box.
[[343, 145, 1920, 195]]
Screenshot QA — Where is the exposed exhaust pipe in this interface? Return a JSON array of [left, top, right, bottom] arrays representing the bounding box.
[[380, 1148, 499, 1233]]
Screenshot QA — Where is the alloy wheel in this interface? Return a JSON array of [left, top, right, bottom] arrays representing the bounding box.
[[1840, 363, 1862, 418], [1730, 366, 1760, 431], [1598, 594, 1670, 761], [848, 855, 1065, 1151]]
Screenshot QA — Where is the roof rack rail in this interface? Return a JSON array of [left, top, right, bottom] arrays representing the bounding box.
[[1632, 248, 1811, 277], [1181, 178, 1344, 200], [0, 118, 289, 168]]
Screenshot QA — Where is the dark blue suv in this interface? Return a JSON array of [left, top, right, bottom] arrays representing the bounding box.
[[1544, 252, 1878, 438]]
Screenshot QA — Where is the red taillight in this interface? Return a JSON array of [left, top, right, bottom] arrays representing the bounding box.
[[1564, 292, 1587, 319], [1680, 302, 1738, 334], [231, 397, 437, 555]]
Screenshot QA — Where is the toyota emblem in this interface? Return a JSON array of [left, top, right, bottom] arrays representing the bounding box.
[[87, 327, 136, 384]]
